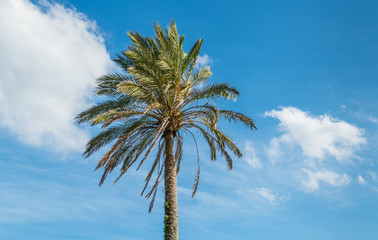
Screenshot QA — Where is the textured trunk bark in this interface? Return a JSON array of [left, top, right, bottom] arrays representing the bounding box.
[[164, 131, 179, 240]]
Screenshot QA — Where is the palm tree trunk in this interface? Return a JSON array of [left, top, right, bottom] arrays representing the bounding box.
[[164, 131, 179, 240]]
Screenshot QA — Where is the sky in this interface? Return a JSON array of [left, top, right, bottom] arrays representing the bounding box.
[[1, 0, 378, 239]]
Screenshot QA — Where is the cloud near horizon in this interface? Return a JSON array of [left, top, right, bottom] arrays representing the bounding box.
[[0, 0, 113, 152]]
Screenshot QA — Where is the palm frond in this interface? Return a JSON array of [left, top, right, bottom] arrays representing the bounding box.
[[75, 97, 134, 124], [75, 20, 256, 213], [95, 73, 134, 97], [219, 110, 257, 130]]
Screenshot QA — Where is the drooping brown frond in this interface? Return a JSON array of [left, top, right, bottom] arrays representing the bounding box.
[[175, 133, 183, 174]]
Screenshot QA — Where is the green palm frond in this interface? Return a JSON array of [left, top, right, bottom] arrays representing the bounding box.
[[75, 97, 134, 124], [76, 20, 256, 210], [219, 110, 257, 130], [95, 73, 134, 97]]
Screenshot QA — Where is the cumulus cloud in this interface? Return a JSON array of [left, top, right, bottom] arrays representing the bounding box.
[[0, 0, 113, 152], [302, 169, 351, 192], [244, 141, 261, 168], [265, 107, 366, 161]]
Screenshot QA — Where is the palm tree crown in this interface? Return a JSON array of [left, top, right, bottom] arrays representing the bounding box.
[[76, 20, 256, 240]]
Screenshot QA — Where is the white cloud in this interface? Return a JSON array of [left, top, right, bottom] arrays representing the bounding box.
[[358, 175, 366, 185], [244, 141, 261, 168], [177, 186, 237, 208], [0, 172, 142, 224], [367, 116, 378, 123], [368, 171, 377, 181], [251, 187, 281, 205], [196, 54, 212, 66], [302, 169, 351, 192], [265, 107, 366, 161], [0, 0, 113, 152], [265, 134, 292, 163]]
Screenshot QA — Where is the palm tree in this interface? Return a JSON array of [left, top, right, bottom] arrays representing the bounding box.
[[76, 20, 256, 240]]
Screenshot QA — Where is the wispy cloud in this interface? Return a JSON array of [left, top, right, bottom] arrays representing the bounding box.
[[0, 175, 136, 224], [368, 171, 377, 182], [177, 186, 237, 209], [367, 116, 378, 124], [0, 158, 152, 225], [244, 141, 261, 169], [0, 0, 113, 152], [302, 169, 351, 192], [251, 187, 283, 205], [358, 175, 366, 185]]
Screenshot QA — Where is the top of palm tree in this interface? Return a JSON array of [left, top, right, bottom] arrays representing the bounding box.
[[76, 20, 256, 211]]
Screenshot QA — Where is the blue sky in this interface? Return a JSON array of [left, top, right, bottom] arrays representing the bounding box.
[[1, 0, 378, 239]]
